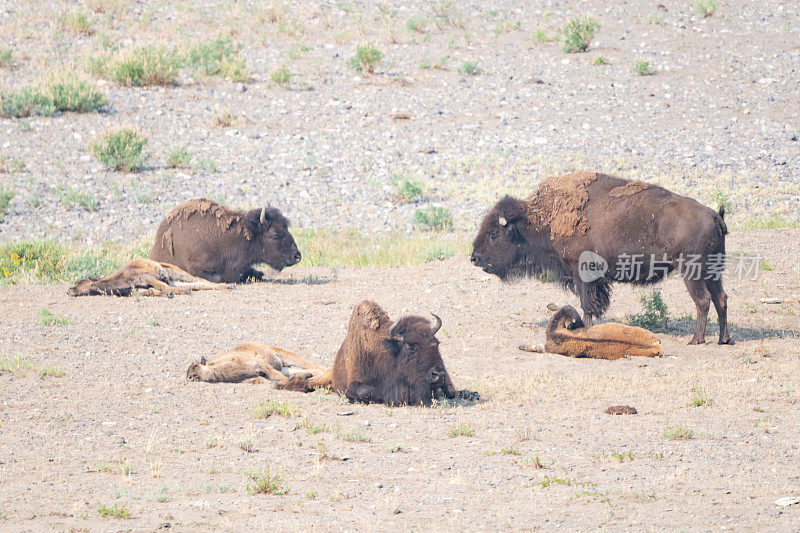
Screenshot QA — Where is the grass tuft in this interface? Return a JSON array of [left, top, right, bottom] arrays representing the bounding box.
[[336, 426, 371, 442], [64, 10, 94, 35], [691, 383, 714, 407], [457, 61, 480, 75], [693, 0, 718, 17], [166, 145, 192, 168], [97, 503, 131, 518], [664, 423, 694, 440], [392, 175, 424, 202], [448, 422, 475, 438], [414, 206, 454, 231], [348, 43, 384, 74], [245, 465, 289, 495], [93, 45, 181, 86], [90, 128, 148, 172], [0, 186, 15, 222], [1, 77, 106, 118], [251, 400, 299, 419], [561, 16, 600, 53], [270, 65, 293, 87], [39, 308, 71, 326], [634, 59, 655, 75], [0, 48, 13, 68], [187, 37, 249, 81]]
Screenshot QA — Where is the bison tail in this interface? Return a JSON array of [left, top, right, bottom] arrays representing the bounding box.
[[275, 367, 333, 393], [716, 206, 728, 236]]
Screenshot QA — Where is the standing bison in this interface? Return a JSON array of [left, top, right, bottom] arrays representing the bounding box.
[[149, 198, 301, 283], [471, 172, 732, 345], [278, 300, 457, 406]]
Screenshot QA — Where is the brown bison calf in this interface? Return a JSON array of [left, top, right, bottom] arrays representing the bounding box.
[[278, 300, 457, 406], [186, 343, 325, 384], [471, 172, 732, 345], [68, 259, 233, 297], [520, 304, 664, 360], [149, 198, 301, 283]]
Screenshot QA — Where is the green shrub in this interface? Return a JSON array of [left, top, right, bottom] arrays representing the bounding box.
[[405, 16, 428, 33], [270, 65, 293, 87], [693, 0, 718, 17], [49, 77, 107, 113], [348, 43, 384, 74], [392, 175, 424, 202], [561, 16, 600, 53], [56, 186, 98, 211], [97, 503, 130, 518], [167, 145, 192, 168], [0, 186, 14, 220], [448, 422, 475, 438], [245, 465, 289, 495], [90, 128, 147, 172], [288, 43, 312, 60], [64, 10, 94, 35], [39, 308, 71, 326], [0, 48, 13, 68], [628, 290, 669, 330], [413, 206, 454, 231], [457, 61, 479, 75], [634, 59, 654, 75], [593, 55, 608, 65], [187, 37, 248, 81], [0, 87, 54, 118], [97, 45, 181, 86]]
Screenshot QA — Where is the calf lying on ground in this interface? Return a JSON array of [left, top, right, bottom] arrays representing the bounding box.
[[186, 343, 326, 383], [277, 300, 458, 406], [519, 304, 664, 360], [68, 259, 233, 297]]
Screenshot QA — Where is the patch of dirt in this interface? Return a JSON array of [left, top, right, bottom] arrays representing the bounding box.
[[608, 181, 650, 197], [525, 172, 597, 237], [1, 230, 799, 530]]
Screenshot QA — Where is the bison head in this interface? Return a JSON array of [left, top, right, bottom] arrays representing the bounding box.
[[186, 356, 207, 381], [470, 196, 531, 281], [246, 207, 302, 271], [67, 277, 99, 296], [381, 314, 456, 406]]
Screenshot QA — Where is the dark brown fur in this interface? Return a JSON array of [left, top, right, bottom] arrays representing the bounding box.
[[277, 301, 457, 406], [68, 258, 233, 297], [149, 199, 301, 283], [471, 173, 732, 345], [519, 304, 664, 360]]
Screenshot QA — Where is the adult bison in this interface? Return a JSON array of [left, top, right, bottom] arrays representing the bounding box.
[[471, 172, 732, 345], [278, 300, 457, 406], [149, 198, 301, 283]]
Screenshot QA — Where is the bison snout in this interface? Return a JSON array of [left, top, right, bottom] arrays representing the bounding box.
[[470, 253, 480, 265], [291, 251, 302, 265]]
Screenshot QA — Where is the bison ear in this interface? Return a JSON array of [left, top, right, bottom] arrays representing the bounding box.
[[381, 338, 401, 358], [200, 356, 207, 365]]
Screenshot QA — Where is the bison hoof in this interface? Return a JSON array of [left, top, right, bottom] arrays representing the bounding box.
[[719, 337, 735, 345], [687, 338, 704, 345]]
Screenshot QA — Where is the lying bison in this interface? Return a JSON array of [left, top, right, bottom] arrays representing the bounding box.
[[186, 343, 325, 383], [471, 172, 732, 345], [68, 259, 233, 297], [519, 303, 664, 360], [149, 198, 301, 283], [278, 300, 457, 406]]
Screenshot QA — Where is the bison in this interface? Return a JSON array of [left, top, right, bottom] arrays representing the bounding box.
[[519, 303, 664, 360], [277, 300, 457, 406], [471, 172, 732, 345], [149, 198, 301, 283], [186, 343, 325, 383], [68, 258, 233, 297]]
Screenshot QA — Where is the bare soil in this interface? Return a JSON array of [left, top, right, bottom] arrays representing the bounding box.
[[1, 229, 799, 531]]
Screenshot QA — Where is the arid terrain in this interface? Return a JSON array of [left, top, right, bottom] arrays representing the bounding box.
[[1, 230, 800, 531], [1, 0, 800, 530]]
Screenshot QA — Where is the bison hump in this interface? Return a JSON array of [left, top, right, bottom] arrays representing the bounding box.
[[608, 180, 649, 197], [165, 198, 253, 239]]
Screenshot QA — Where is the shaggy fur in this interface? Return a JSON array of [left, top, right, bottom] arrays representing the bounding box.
[[277, 300, 457, 406], [471, 172, 732, 345], [68, 259, 233, 297], [519, 304, 664, 360], [149, 198, 301, 283], [186, 343, 325, 384]]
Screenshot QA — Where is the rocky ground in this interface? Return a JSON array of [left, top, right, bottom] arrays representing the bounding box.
[[1, 229, 800, 530], [1, 0, 799, 245]]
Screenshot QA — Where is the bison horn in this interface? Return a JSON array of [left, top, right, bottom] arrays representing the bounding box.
[[389, 322, 404, 342], [430, 313, 442, 336], [498, 217, 507, 226], [259, 206, 266, 224]]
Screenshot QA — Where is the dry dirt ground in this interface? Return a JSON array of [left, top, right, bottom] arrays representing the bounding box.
[[1, 229, 799, 531]]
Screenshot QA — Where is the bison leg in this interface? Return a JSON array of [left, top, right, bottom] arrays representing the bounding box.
[[344, 381, 379, 404], [575, 279, 611, 327], [143, 276, 189, 295], [684, 277, 711, 345], [705, 278, 733, 345], [240, 267, 264, 283]]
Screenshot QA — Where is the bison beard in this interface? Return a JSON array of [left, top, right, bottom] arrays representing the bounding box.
[[276, 301, 457, 406], [471, 173, 732, 346]]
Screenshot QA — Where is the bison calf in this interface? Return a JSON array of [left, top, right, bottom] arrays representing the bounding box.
[[186, 343, 325, 384], [149, 198, 301, 283], [520, 304, 664, 360], [278, 300, 457, 406], [471, 172, 732, 345], [68, 259, 233, 297]]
